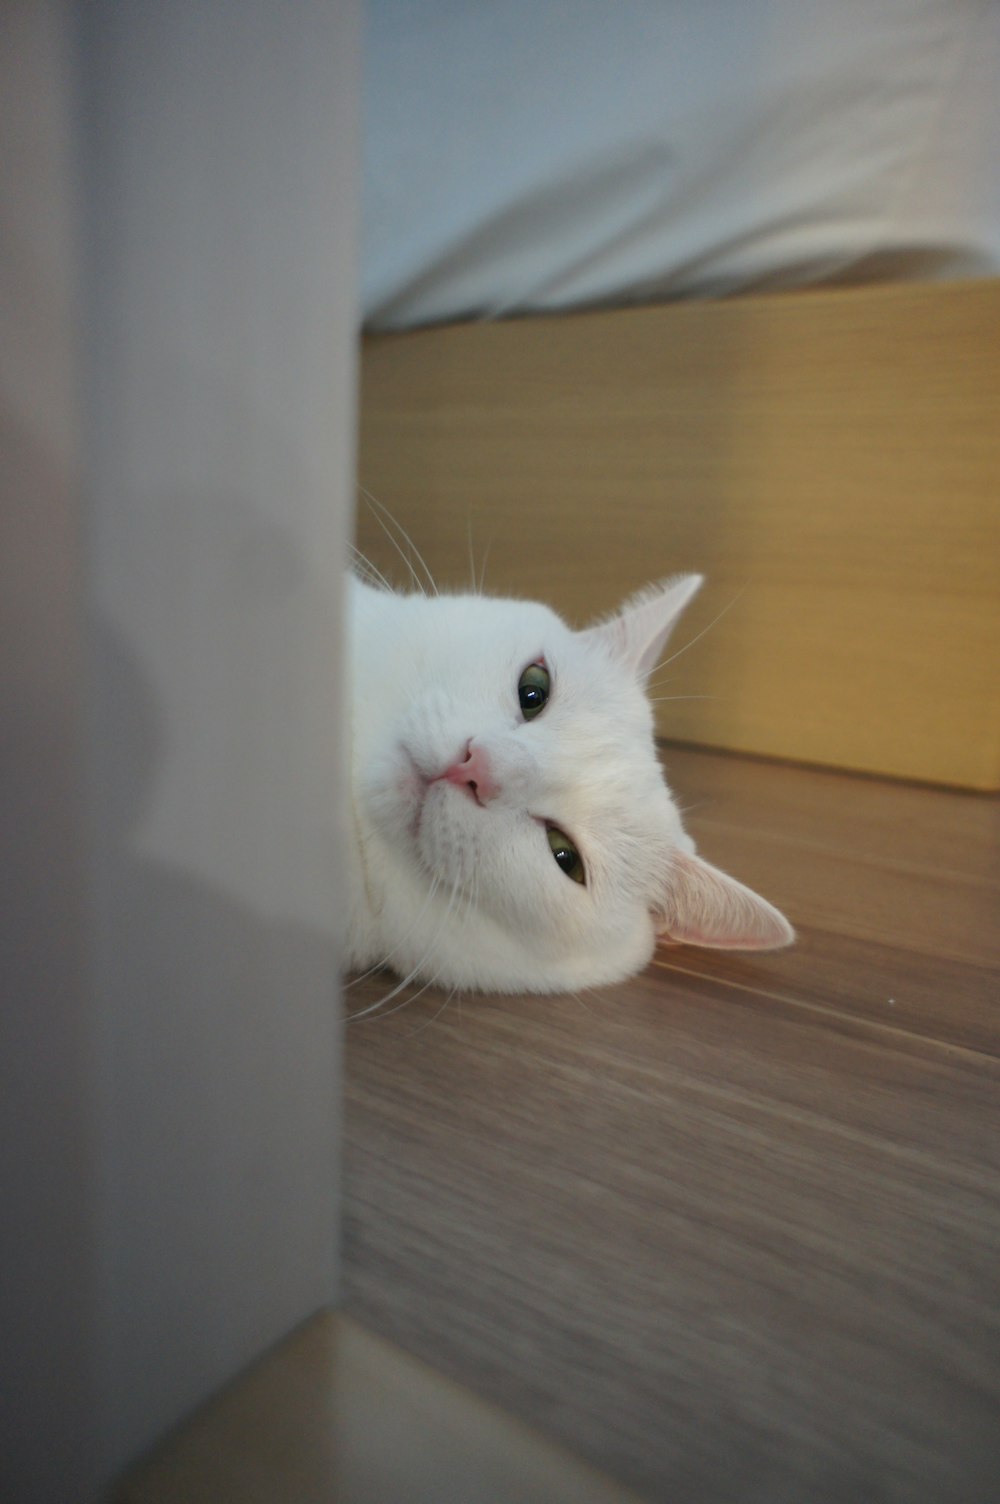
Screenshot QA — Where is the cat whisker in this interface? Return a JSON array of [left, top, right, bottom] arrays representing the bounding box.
[[344, 874, 443, 989], [645, 671, 698, 694], [354, 970, 440, 1025], [645, 674, 680, 693], [349, 542, 395, 595], [465, 515, 494, 596], [399, 985, 458, 1040], [346, 953, 430, 1020], [674, 799, 710, 819], [647, 693, 718, 705], [356, 906, 464, 1026], [466, 517, 479, 596], [476, 533, 494, 596], [651, 584, 746, 676], [572, 978, 612, 1016], [346, 910, 449, 1018], [348, 867, 468, 1022], [361, 497, 426, 596], [359, 485, 439, 597]]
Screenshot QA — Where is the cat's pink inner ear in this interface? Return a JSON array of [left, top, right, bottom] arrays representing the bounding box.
[[657, 847, 795, 952], [584, 574, 703, 680]]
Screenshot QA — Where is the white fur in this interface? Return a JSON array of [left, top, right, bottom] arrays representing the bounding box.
[[346, 573, 793, 994]]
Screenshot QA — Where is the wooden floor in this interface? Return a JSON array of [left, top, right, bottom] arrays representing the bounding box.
[[343, 745, 1000, 1504]]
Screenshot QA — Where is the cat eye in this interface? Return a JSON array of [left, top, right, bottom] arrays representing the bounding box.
[[546, 826, 585, 885], [518, 661, 550, 720]]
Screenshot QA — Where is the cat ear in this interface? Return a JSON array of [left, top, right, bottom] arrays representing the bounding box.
[[657, 847, 795, 951], [582, 575, 703, 681]]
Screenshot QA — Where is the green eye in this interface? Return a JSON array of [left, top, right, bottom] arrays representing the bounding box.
[[546, 826, 585, 885], [518, 661, 550, 720]]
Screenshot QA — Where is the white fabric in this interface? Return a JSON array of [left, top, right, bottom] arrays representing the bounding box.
[[362, 0, 1000, 329]]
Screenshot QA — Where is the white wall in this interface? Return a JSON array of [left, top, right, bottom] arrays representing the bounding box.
[[0, 3, 360, 1499]]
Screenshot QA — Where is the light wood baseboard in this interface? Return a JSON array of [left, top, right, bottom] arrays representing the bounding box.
[[116, 1312, 642, 1504], [358, 280, 1000, 789]]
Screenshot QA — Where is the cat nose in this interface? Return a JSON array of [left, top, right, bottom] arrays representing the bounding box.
[[439, 739, 499, 806]]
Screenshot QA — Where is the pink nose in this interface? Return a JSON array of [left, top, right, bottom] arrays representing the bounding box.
[[438, 740, 499, 806]]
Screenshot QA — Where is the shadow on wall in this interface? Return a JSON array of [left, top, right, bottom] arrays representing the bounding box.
[[89, 602, 341, 1472]]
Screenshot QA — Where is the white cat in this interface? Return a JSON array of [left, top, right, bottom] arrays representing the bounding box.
[[346, 572, 793, 994]]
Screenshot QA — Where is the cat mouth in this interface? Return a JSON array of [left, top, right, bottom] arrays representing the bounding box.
[[403, 748, 479, 848]]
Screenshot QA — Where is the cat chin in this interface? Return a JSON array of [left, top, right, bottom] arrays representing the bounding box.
[[406, 922, 657, 996], [375, 864, 658, 994]]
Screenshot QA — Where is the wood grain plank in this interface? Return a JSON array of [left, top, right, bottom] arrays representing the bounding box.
[[345, 975, 1000, 1504], [358, 279, 1000, 788], [653, 934, 999, 1063], [660, 745, 1000, 889], [659, 745, 1000, 1040], [682, 833, 998, 969]]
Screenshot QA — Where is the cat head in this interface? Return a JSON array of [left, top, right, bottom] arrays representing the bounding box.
[[357, 575, 793, 993]]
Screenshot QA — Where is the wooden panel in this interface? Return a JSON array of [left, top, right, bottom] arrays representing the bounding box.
[[357, 280, 1000, 789], [343, 746, 1000, 1504]]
